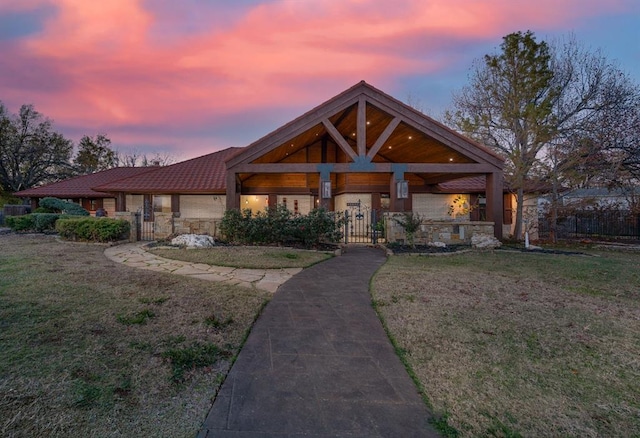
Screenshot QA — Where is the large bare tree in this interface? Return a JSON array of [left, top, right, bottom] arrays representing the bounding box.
[[447, 31, 639, 239]]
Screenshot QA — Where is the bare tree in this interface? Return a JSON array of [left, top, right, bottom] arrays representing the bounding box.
[[447, 31, 639, 240], [116, 149, 175, 167], [0, 103, 73, 192]]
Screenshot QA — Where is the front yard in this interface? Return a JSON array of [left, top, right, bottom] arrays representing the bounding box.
[[2, 233, 639, 437], [0, 234, 276, 437], [372, 247, 640, 437]]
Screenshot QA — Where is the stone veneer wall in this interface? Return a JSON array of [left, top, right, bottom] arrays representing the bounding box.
[[385, 213, 494, 244]]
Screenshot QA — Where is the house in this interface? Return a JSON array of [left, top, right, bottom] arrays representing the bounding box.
[[13, 167, 160, 216], [15, 81, 509, 242]]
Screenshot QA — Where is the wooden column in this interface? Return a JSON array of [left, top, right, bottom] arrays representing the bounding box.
[[486, 172, 504, 239], [171, 194, 180, 215], [226, 171, 239, 210], [268, 194, 277, 210], [116, 192, 126, 212]]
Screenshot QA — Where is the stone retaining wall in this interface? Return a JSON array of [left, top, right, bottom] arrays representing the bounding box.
[[385, 214, 495, 245]]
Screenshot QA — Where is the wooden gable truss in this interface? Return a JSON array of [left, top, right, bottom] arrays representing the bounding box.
[[226, 81, 504, 237]]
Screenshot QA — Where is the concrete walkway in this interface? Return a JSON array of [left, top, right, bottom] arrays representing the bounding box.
[[104, 243, 302, 293], [198, 246, 439, 437]]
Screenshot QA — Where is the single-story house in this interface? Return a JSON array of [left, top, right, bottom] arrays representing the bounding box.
[[13, 167, 160, 216], [16, 81, 516, 242]]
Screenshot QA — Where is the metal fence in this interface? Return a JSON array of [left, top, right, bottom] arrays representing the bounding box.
[[538, 211, 640, 241]]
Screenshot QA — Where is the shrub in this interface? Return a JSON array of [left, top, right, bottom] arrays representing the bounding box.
[[56, 217, 130, 242], [393, 212, 423, 248], [5, 214, 35, 231], [39, 197, 89, 216], [219, 206, 342, 248], [32, 213, 60, 232]]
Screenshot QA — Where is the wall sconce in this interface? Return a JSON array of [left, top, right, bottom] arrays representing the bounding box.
[[396, 180, 409, 199], [321, 180, 332, 199]]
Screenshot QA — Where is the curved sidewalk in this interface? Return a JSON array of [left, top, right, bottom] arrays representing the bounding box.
[[198, 246, 440, 437], [104, 243, 301, 293]]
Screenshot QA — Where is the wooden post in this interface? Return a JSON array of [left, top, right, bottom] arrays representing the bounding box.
[[486, 172, 504, 239], [116, 192, 126, 212], [226, 171, 239, 210]]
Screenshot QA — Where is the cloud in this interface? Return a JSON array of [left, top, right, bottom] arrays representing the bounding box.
[[1, 0, 638, 158]]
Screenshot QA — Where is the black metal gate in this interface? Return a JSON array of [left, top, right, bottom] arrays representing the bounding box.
[[343, 202, 384, 244], [134, 210, 155, 241]]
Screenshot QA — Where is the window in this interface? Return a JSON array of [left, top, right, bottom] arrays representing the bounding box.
[[153, 195, 172, 213]]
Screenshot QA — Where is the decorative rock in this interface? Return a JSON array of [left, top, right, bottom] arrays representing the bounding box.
[[527, 244, 543, 250], [428, 241, 447, 248], [471, 233, 502, 249], [171, 234, 215, 248]]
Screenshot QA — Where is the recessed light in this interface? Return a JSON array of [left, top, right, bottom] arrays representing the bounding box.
[[449, 158, 454, 162], [388, 146, 392, 149], [408, 136, 412, 140], [366, 121, 370, 125]]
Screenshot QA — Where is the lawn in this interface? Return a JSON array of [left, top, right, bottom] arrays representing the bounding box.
[[149, 244, 333, 269], [3, 233, 639, 437], [372, 247, 640, 437], [0, 234, 274, 437]]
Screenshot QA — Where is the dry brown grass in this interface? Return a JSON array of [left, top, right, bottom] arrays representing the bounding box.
[[149, 245, 333, 269], [0, 234, 270, 437], [372, 249, 640, 437]]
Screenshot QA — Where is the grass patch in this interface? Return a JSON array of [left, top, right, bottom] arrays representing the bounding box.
[[138, 296, 169, 305], [0, 233, 270, 436], [162, 342, 232, 383], [116, 309, 155, 325], [204, 313, 234, 329], [149, 245, 333, 269], [372, 248, 640, 437]]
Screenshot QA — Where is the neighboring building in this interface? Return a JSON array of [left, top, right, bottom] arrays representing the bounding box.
[[13, 167, 159, 216], [550, 187, 639, 211]]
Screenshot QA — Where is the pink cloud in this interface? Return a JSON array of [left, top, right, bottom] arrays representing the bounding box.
[[2, 0, 637, 157]]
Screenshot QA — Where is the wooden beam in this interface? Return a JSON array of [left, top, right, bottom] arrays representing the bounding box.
[[367, 117, 401, 160], [322, 119, 358, 161], [233, 162, 497, 174], [486, 172, 504, 239], [226, 95, 359, 168], [226, 172, 239, 210], [357, 96, 366, 157]]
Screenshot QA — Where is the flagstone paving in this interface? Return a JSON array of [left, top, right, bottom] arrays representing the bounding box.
[[104, 243, 301, 292]]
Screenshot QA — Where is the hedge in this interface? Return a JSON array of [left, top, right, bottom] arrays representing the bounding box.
[[219, 206, 344, 248], [56, 217, 130, 242], [5, 213, 75, 232]]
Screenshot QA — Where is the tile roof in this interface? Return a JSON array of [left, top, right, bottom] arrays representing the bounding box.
[[94, 147, 244, 194], [437, 176, 488, 193], [13, 167, 159, 198]]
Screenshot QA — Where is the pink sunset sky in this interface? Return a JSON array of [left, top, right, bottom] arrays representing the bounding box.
[[1, 0, 639, 161]]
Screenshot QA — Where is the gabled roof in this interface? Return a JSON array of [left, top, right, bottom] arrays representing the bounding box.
[[94, 147, 243, 194], [13, 167, 159, 198], [226, 81, 504, 178]]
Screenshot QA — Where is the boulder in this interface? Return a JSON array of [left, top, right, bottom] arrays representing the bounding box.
[[471, 233, 502, 249], [428, 241, 447, 248], [171, 234, 215, 248]]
